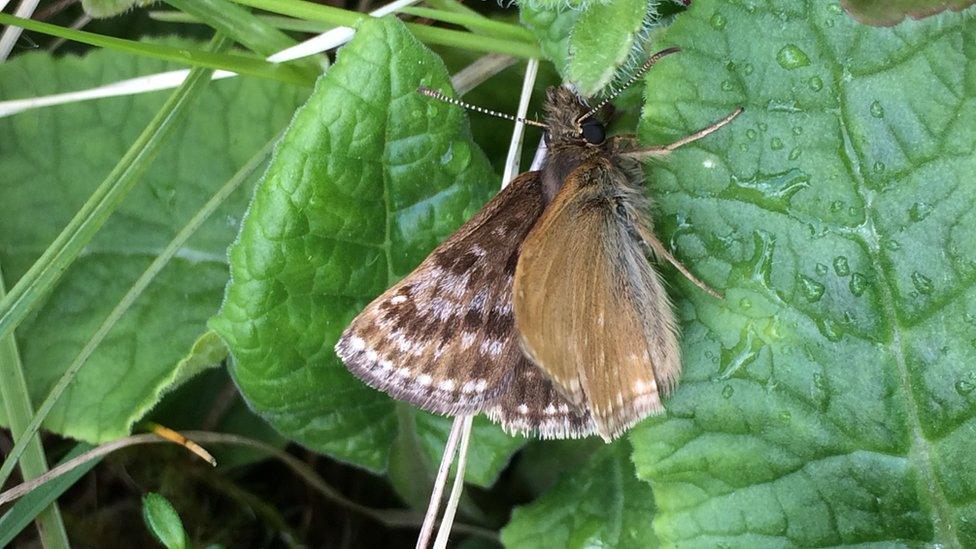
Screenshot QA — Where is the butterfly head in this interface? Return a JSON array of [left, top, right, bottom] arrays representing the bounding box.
[[542, 87, 610, 147]]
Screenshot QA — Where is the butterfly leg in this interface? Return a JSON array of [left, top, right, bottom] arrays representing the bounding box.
[[635, 223, 724, 299], [620, 107, 743, 160]]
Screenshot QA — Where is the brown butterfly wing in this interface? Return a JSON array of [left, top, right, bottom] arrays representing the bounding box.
[[513, 159, 680, 441], [334, 172, 579, 430], [487, 355, 594, 439]]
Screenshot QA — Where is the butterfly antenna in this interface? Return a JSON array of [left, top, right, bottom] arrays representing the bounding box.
[[577, 46, 682, 123], [419, 87, 549, 129]]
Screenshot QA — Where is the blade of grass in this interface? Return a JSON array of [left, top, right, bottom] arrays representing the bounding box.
[[0, 265, 69, 549], [399, 7, 533, 42], [163, 0, 322, 75], [0, 13, 312, 86], [149, 11, 336, 34], [0, 444, 94, 548], [0, 33, 236, 488], [228, 0, 541, 58]]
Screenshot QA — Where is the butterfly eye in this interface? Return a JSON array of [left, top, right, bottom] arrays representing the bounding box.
[[580, 119, 606, 144]]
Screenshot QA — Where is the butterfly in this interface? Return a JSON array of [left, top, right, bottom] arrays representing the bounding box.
[[335, 47, 742, 442]]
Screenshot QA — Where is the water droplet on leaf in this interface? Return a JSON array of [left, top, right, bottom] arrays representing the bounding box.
[[722, 384, 735, 398], [721, 79, 735, 91], [870, 100, 885, 118], [849, 273, 868, 296], [770, 137, 784, 150], [788, 147, 802, 160], [833, 256, 850, 276], [710, 12, 727, 29], [815, 263, 828, 276], [909, 202, 931, 222], [808, 76, 824, 91], [746, 128, 758, 140], [798, 274, 825, 302], [777, 44, 811, 70], [955, 379, 975, 396], [911, 271, 933, 294]]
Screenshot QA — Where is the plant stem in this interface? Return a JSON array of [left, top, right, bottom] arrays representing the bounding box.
[[0, 13, 312, 85], [0, 266, 69, 548], [0, 33, 234, 489], [400, 6, 533, 42], [229, 0, 541, 58]]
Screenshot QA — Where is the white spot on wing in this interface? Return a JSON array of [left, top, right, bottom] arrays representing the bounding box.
[[517, 404, 529, 414], [390, 295, 407, 305], [417, 374, 433, 386], [438, 379, 455, 391], [349, 336, 366, 352]]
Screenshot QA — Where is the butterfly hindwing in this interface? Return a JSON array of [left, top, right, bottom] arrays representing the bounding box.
[[513, 159, 680, 441], [336, 171, 547, 416], [488, 354, 595, 439]]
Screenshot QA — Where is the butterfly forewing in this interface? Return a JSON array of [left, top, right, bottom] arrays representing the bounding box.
[[336, 172, 576, 424], [513, 159, 680, 441]]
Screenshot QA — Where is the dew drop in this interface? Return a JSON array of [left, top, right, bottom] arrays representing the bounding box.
[[813, 372, 826, 390], [808, 76, 824, 91], [883, 238, 901, 251], [909, 202, 931, 222], [746, 128, 758, 140], [849, 273, 868, 296], [721, 79, 735, 91], [758, 122, 768, 132], [965, 312, 976, 325], [955, 379, 975, 396], [833, 256, 851, 276], [788, 147, 802, 161], [827, 3, 843, 14], [817, 317, 844, 342], [778, 410, 792, 423], [743, 64, 755, 75], [829, 200, 844, 212], [792, 126, 803, 136], [722, 384, 735, 399], [911, 271, 934, 294], [710, 12, 727, 29], [870, 100, 885, 118], [739, 143, 749, 152], [770, 137, 784, 150], [776, 44, 811, 70], [739, 297, 752, 310], [873, 161, 886, 173], [815, 263, 829, 276], [798, 274, 825, 302]]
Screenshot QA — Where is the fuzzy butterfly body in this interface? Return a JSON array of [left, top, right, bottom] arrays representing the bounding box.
[[336, 49, 740, 442]]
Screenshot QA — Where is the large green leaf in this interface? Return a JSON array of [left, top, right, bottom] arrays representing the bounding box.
[[502, 441, 658, 548], [630, 0, 976, 546], [0, 44, 304, 442], [841, 0, 976, 26], [210, 17, 512, 473]]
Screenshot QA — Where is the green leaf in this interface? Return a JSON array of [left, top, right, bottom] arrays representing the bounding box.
[[841, 0, 976, 26], [81, 0, 151, 18], [630, 0, 976, 546], [567, 0, 655, 96], [211, 17, 498, 473], [142, 492, 187, 549], [519, 4, 580, 79], [0, 43, 305, 443], [502, 441, 658, 548]]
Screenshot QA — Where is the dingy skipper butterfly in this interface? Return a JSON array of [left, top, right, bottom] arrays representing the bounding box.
[[335, 47, 742, 442]]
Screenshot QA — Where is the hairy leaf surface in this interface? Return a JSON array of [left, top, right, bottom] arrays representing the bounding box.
[[631, 0, 976, 546]]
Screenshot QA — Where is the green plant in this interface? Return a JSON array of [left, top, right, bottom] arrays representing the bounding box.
[[0, 0, 974, 546]]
